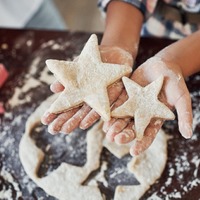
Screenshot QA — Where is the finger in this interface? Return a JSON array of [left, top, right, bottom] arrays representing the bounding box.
[[50, 80, 65, 93], [47, 108, 79, 135], [80, 81, 124, 130], [114, 121, 136, 144], [175, 92, 193, 139], [103, 118, 117, 133], [130, 119, 163, 156], [60, 104, 91, 134], [41, 111, 57, 125], [79, 110, 100, 129], [111, 90, 128, 111], [106, 118, 130, 142], [102, 87, 128, 134]]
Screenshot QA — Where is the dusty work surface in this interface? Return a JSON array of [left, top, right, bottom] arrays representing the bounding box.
[[0, 29, 200, 199]]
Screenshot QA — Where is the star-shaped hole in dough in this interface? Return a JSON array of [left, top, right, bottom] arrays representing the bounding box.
[[46, 34, 132, 121], [111, 76, 175, 140]]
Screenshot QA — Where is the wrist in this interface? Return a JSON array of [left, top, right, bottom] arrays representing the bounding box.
[[101, 1, 143, 60], [100, 38, 138, 60], [99, 45, 134, 68], [138, 56, 184, 81], [155, 51, 187, 78], [155, 31, 200, 77]]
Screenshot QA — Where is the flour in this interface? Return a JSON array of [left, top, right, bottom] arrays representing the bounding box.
[[11, 114, 23, 126], [8, 37, 76, 109], [147, 192, 163, 200], [39, 65, 55, 84], [8, 77, 41, 107], [190, 87, 200, 132], [26, 40, 33, 47], [27, 57, 41, 76], [41, 39, 70, 51], [19, 102, 104, 200], [2, 34, 200, 199], [3, 137, 15, 147], [41, 40, 55, 49], [191, 155, 200, 177], [192, 104, 200, 132], [0, 167, 22, 199], [153, 136, 200, 199]]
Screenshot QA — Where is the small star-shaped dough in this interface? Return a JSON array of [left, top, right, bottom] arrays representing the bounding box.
[[46, 34, 132, 121], [111, 76, 175, 140]]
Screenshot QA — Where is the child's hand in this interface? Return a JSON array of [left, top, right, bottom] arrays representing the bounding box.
[[103, 56, 193, 156], [41, 46, 133, 134]]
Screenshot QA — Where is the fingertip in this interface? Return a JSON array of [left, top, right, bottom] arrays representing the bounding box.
[[79, 122, 89, 130], [179, 123, 193, 139], [129, 148, 138, 157], [175, 91, 193, 139], [106, 126, 118, 142], [129, 145, 142, 157], [41, 117, 47, 125], [48, 124, 59, 135], [50, 81, 64, 93], [41, 112, 55, 125], [114, 134, 124, 145], [102, 118, 116, 133], [106, 133, 114, 142], [102, 122, 109, 132]]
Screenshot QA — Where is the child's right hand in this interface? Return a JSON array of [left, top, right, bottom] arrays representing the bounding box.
[[41, 45, 134, 134]]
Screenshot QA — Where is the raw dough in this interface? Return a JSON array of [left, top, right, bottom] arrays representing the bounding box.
[[112, 76, 175, 140], [46, 34, 131, 121], [114, 129, 168, 200], [19, 94, 103, 200], [19, 95, 168, 200]]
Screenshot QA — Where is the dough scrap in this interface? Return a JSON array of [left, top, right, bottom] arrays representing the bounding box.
[[20, 95, 168, 200], [46, 34, 132, 121], [19, 95, 104, 200], [111, 76, 175, 140], [103, 138, 130, 159], [114, 129, 168, 200]]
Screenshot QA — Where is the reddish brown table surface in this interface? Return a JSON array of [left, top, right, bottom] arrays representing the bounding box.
[[0, 29, 200, 199]]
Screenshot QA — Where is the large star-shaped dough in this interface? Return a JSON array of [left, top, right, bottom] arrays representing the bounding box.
[[111, 76, 175, 140], [46, 34, 132, 121]]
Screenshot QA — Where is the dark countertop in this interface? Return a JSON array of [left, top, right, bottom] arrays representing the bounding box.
[[0, 29, 200, 199]]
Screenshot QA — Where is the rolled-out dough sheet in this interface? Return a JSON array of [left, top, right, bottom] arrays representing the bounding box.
[[19, 95, 168, 200]]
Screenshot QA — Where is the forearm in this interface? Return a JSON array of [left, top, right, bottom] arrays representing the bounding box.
[[101, 1, 143, 59], [156, 30, 200, 77]]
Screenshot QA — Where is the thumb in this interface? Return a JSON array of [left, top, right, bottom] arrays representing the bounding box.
[[174, 91, 193, 139], [50, 80, 64, 93]]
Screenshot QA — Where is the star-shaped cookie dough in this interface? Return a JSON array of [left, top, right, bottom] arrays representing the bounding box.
[[46, 34, 132, 121], [111, 76, 175, 140]]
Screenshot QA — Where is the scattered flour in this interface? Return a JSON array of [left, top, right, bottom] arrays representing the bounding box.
[[110, 168, 125, 179], [0, 167, 22, 199], [39, 65, 55, 84], [88, 161, 108, 187], [27, 57, 42, 76], [8, 77, 41, 107]]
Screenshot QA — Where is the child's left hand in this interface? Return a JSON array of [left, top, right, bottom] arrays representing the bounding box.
[[103, 56, 193, 156]]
